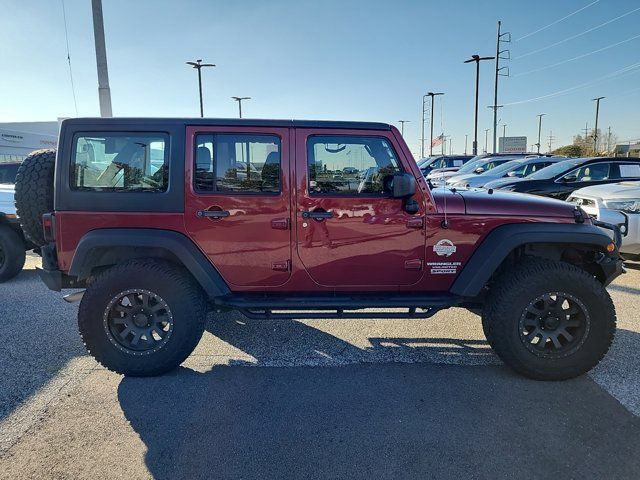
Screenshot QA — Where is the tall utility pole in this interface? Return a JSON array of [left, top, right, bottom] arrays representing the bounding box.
[[547, 131, 555, 153], [464, 134, 468, 155], [606, 126, 612, 154], [91, 0, 112, 117], [448, 138, 452, 155], [186, 59, 216, 117], [492, 21, 511, 154], [232, 96, 250, 118], [592, 96, 605, 155], [398, 120, 410, 136], [464, 55, 495, 156], [423, 92, 444, 157], [535, 114, 546, 153], [484, 129, 490, 153]]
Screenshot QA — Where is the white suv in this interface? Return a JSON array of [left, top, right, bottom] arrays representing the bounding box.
[[568, 181, 640, 260]]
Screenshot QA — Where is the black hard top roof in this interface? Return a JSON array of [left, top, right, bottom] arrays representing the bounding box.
[[61, 117, 392, 131]]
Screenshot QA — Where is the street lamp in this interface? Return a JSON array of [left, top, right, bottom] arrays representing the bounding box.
[[592, 96, 605, 154], [535, 114, 546, 154], [398, 120, 410, 136], [484, 129, 490, 153], [423, 92, 444, 157], [232, 96, 251, 118], [464, 55, 495, 155], [186, 59, 216, 117]]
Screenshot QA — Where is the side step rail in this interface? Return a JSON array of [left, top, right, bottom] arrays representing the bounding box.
[[239, 307, 445, 320]]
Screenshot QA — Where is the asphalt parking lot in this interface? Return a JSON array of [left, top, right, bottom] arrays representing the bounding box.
[[1, 255, 639, 479]]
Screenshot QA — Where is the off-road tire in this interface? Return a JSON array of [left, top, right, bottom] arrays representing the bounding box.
[[78, 258, 207, 376], [484, 258, 616, 380], [0, 226, 26, 282], [481, 312, 495, 348], [14, 149, 56, 246]]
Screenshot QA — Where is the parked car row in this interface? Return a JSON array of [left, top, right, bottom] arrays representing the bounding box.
[[419, 154, 640, 261]]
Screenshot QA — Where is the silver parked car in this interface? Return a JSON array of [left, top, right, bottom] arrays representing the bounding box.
[[567, 180, 640, 261], [448, 156, 565, 189]]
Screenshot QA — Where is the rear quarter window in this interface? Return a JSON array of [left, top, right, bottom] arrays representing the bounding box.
[[71, 133, 169, 192]]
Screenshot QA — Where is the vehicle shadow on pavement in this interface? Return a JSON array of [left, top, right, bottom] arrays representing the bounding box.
[[118, 363, 640, 480], [117, 315, 640, 480]]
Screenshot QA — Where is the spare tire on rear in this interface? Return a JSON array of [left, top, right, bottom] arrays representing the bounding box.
[[15, 149, 56, 247]]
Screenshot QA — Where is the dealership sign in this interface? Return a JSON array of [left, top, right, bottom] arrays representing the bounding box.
[[499, 136, 527, 153]]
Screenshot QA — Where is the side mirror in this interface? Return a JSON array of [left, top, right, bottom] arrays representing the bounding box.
[[391, 172, 416, 199], [506, 171, 517, 177], [474, 167, 485, 174], [562, 175, 577, 183]]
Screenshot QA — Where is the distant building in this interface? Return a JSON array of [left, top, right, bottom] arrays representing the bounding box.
[[615, 142, 640, 158], [0, 121, 59, 163]]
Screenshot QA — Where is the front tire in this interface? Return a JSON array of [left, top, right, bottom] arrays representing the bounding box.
[[78, 259, 207, 376], [0, 225, 26, 282], [484, 259, 616, 380]]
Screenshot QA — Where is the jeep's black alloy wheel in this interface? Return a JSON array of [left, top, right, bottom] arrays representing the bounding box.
[[519, 292, 589, 358], [104, 289, 174, 354]]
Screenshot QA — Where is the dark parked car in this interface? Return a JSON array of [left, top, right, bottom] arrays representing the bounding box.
[[485, 157, 640, 200], [448, 156, 564, 189], [417, 155, 473, 176]]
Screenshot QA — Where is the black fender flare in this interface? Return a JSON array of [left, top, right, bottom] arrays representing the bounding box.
[[449, 222, 614, 297], [69, 228, 230, 298]]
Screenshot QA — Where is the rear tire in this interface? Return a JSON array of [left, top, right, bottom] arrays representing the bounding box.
[[484, 259, 616, 380], [78, 259, 207, 376], [0, 225, 26, 282], [14, 149, 56, 246]]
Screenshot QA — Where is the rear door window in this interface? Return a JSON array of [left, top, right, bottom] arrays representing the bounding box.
[[71, 133, 168, 192], [194, 134, 281, 193]]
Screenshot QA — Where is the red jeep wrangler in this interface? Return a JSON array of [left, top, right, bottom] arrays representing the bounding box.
[[15, 118, 624, 379]]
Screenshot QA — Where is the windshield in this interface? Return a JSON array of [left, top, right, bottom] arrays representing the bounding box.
[[527, 159, 584, 180], [457, 158, 487, 174], [481, 159, 523, 176]]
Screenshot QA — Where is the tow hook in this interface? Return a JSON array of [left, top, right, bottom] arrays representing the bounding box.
[[63, 290, 85, 303]]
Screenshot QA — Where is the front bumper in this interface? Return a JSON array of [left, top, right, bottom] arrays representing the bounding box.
[[582, 205, 640, 255]]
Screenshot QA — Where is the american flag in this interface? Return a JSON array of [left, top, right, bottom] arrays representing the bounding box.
[[431, 134, 444, 147]]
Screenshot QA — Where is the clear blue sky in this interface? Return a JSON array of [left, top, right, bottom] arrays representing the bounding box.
[[1, 0, 639, 156]]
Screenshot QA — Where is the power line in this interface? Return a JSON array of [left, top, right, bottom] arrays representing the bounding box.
[[504, 60, 640, 106], [61, 0, 78, 116], [514, 32, 640, 77], [515, 6, 640, 60], [515, 0, 599, 42]]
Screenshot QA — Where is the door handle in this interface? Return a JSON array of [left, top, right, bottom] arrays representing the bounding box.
[[406, 217, 424, 229], [197, 210, 230, 218], [301, 211, 333, 220], [271, 218, 290, 230]]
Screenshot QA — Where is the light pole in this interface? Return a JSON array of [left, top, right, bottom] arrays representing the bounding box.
[[464, 55, 495, 156], [464, 134, 468, 155], [535, 114, 546, 154], [398, 120, 410, 136], [423, 92, 444, 157], [232, 96, 251, 118], [592, 96, 605, 154], [91, 0, 112, 117], [186, 59, 216, 117], [501, 124, 506, 152], [484, 129, 490, 153]]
